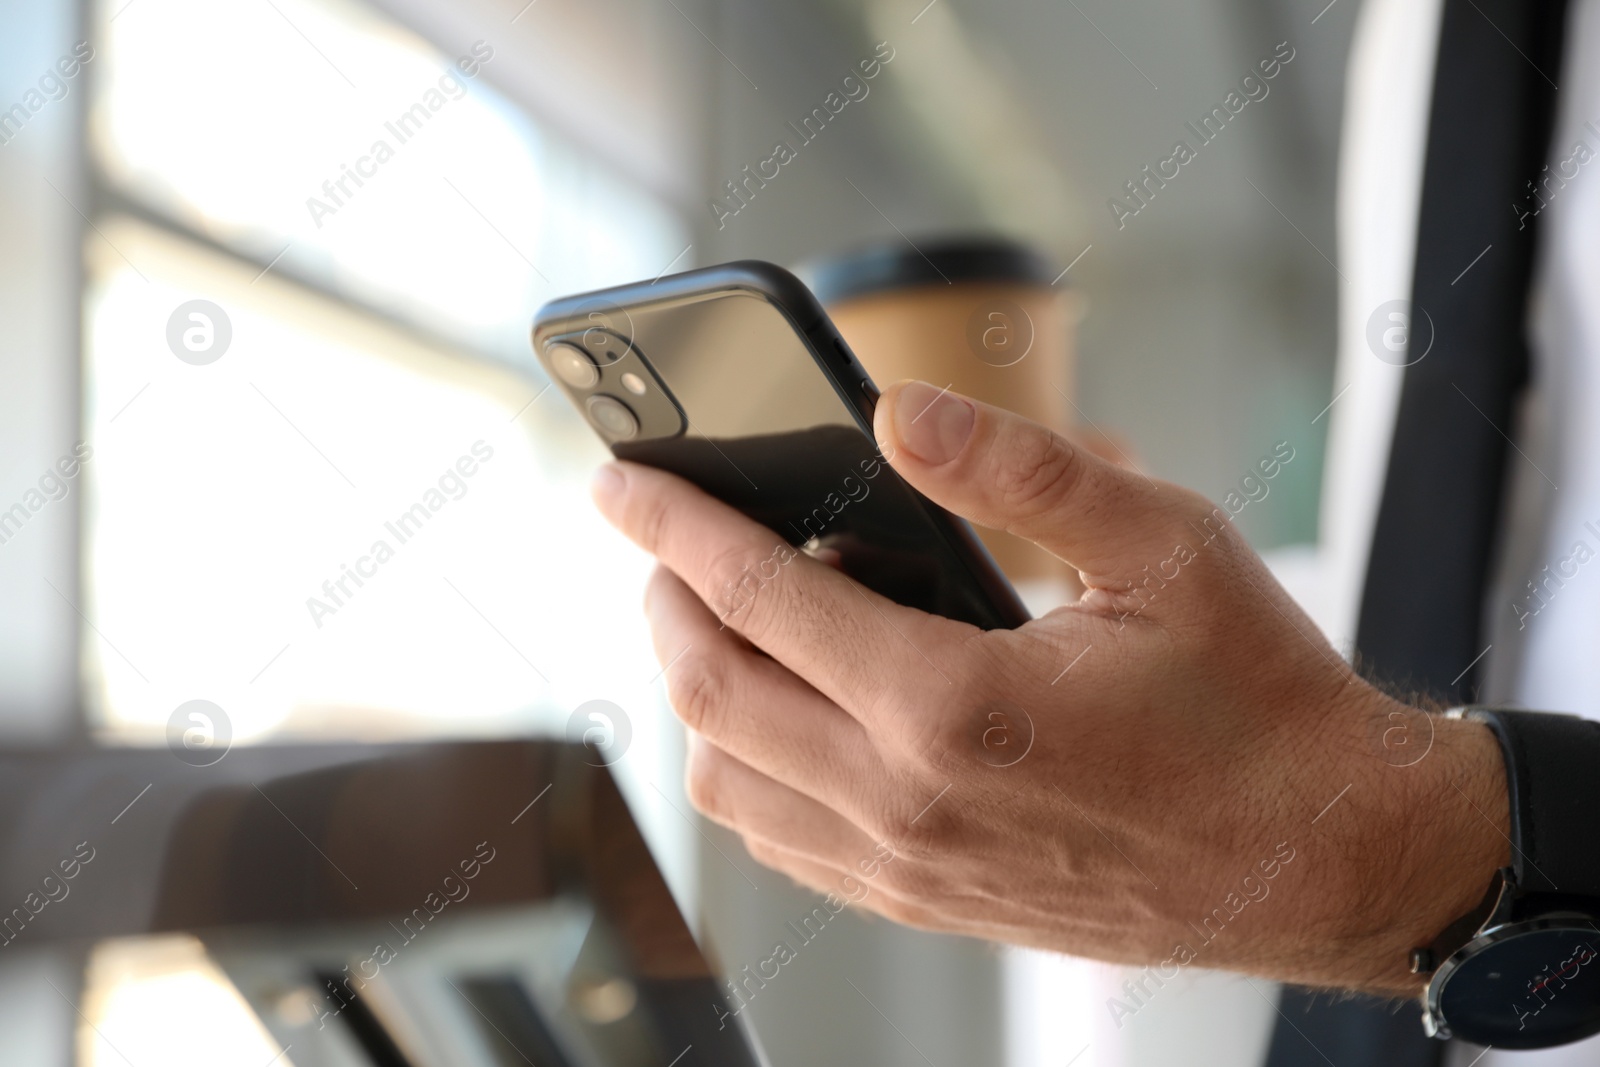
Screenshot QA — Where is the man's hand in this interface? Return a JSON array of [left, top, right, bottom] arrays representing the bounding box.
[[590, 379, 1510, 996]]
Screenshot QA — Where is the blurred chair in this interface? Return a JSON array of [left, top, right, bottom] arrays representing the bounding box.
[[0, 741, 760, 1067]]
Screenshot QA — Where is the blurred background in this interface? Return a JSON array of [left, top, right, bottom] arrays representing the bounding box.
[[0, 0, 1353, 1062]]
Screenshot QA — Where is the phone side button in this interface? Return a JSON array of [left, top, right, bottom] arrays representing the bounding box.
[[831, 337, 855, 369], [860, 378, 880, 403]]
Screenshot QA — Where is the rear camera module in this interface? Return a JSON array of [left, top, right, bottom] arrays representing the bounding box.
[[548, 343, 600, 389], [585, 394, 639, 440]]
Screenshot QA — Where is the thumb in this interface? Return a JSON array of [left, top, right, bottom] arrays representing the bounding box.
[[873, 380, 1201, 575]]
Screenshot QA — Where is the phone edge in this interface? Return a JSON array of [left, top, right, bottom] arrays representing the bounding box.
[[533, 260, 1032, 629]]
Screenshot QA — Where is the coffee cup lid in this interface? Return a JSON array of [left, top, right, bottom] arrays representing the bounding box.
[[802, 235, 1060, 305]]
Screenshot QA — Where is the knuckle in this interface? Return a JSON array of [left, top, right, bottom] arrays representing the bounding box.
[[1154, 491, 1254, 600], [742, 835, 781, 868], [871, 858, 914, 896], [705, 541, 819, 651], [666, 650, 733, 736], [869, 890, 935, 930], [642, 563, 674, 614], [1189, 496, 1246, 554], [855, 790, 908, 849], [895, 812, 956, 864], [873, 848, 940, 899], [860, 774, 958, 865], [882, 680, 985, 779], [683, 747, 730, 821], [701, 543, 771, 625], [632, 486, 673, 556], [900, 712, 968, 780], [990, 424, 1085, 526]]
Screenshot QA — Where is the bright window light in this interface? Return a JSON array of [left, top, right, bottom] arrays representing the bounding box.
[[84, 217, 664, 743], [92, 0, 685, 361], [84, 0, 696, 908], [79, 936, 292, 1067]]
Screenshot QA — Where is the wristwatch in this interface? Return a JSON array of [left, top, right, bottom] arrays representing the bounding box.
[[1410, 708, 1600, 1048]]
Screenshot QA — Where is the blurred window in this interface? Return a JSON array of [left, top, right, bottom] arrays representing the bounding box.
[[92, 0, 682, 361], [82, 0, 690, 874]]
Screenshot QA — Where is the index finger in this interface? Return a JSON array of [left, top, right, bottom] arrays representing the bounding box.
[[590, 461, 958, 714]]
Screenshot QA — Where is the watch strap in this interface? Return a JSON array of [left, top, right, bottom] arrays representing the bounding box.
[[1465, 708, 1600, 898]]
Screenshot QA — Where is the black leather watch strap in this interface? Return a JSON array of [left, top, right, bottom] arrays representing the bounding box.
[[1466, 709, 1600, 897]]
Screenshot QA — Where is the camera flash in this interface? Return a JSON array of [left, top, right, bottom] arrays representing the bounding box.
[[620, 372, 647, 395]]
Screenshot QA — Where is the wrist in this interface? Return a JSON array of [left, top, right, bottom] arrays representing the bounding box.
[[1335, 702, 1511, 995]]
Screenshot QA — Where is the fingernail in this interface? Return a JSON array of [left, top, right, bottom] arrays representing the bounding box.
[[894, 381, 974, 465], [590, 463, 625, 512]]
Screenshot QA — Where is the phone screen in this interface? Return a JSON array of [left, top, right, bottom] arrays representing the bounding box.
[[539, 283, 1025, 630]]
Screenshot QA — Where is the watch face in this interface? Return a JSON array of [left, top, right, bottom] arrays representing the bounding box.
[[1437, 925, 1600, 1048]]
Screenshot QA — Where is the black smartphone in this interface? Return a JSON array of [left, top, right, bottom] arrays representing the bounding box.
[[532, 260, 1028, 630]]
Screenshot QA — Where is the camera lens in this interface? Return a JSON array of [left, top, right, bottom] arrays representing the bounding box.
[[586, 395, 639, 440], [548, 343, 599, 389]]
